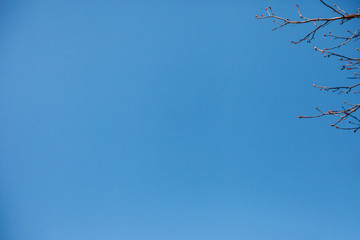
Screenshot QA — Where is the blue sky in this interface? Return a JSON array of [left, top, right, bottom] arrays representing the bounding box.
[[1, 0, 359, 239]]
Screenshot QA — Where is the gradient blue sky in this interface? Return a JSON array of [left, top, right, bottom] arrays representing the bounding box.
[[1, 1, 360, 239]]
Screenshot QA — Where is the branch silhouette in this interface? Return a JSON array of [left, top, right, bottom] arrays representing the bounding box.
[[257, 1, 360, 132]]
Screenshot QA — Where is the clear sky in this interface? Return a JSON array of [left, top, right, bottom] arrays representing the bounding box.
[[1, 0, 359, 239]]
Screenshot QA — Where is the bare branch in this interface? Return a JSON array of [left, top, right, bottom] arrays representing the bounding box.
[[319, 0, 345, 17], [257, 1, 360, 132], [256, 3, 360, 44], [299, 103, 360, 132]]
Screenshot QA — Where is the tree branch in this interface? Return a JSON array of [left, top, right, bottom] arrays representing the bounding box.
[[257, 1, 360, 132]]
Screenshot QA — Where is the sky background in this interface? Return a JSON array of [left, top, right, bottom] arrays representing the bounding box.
[[0, 0, 359, 239]]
